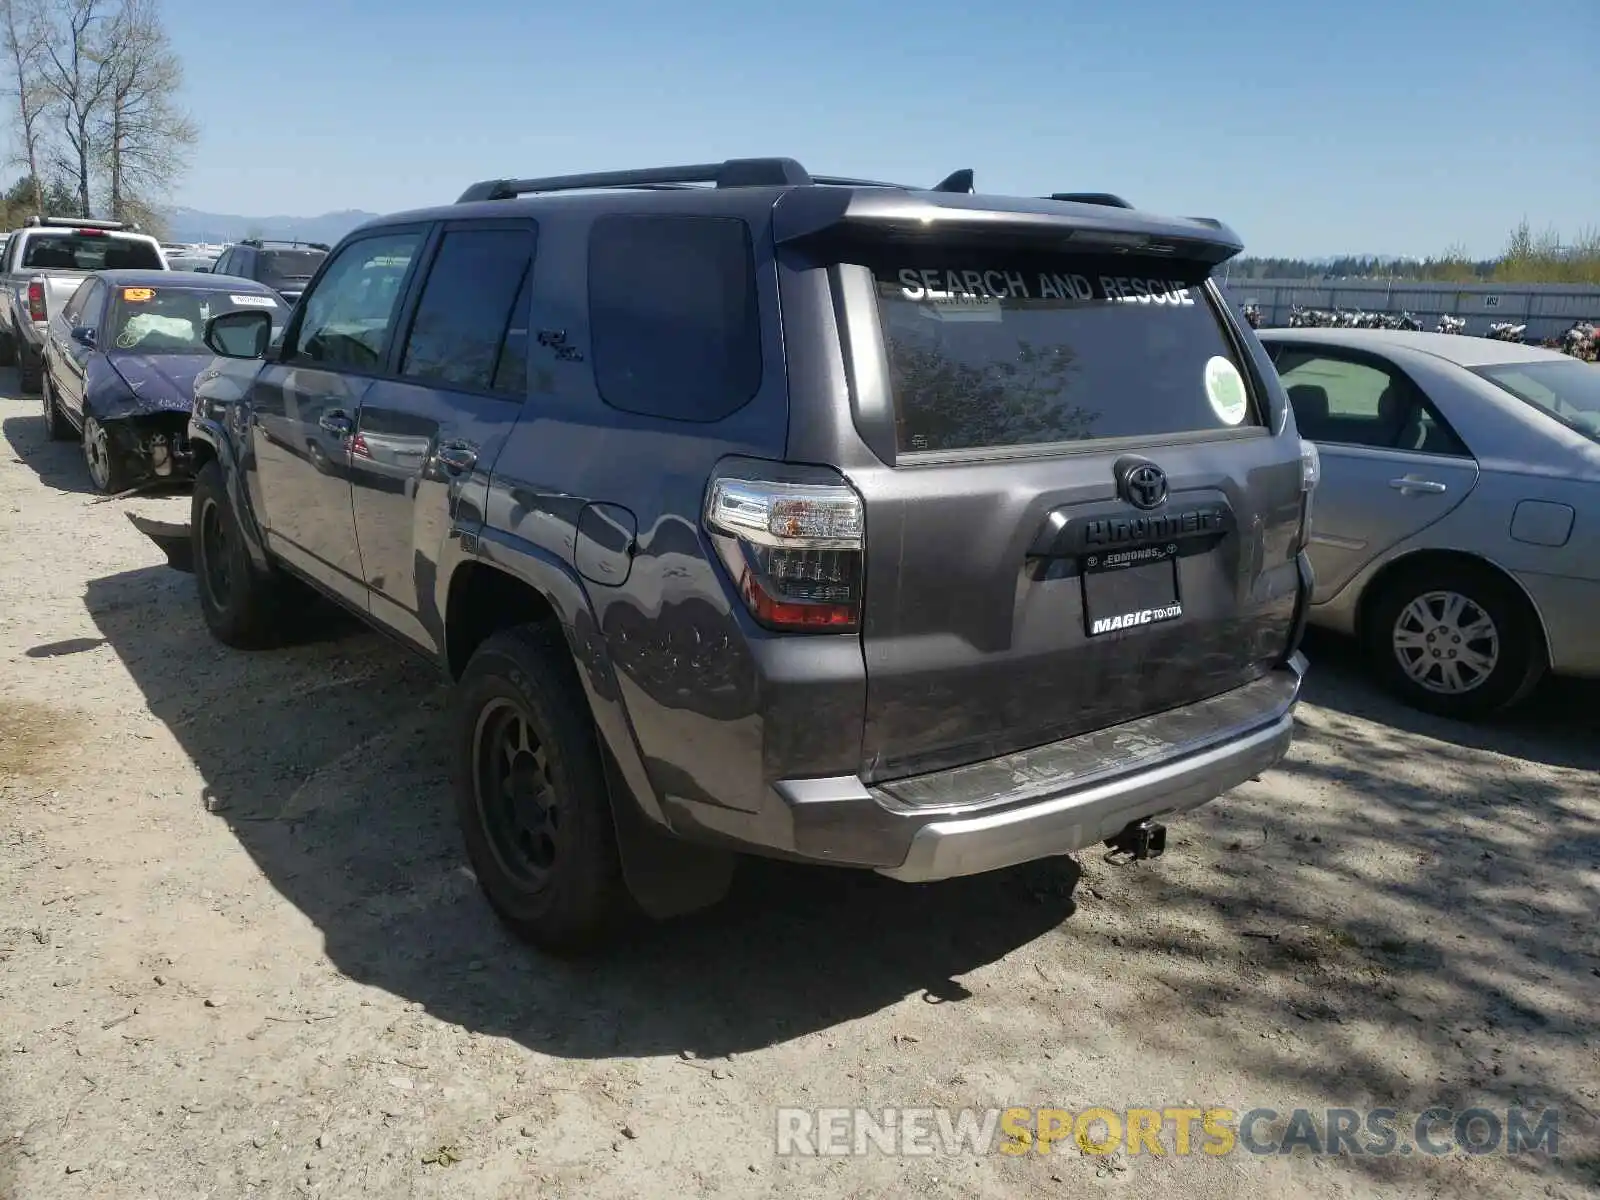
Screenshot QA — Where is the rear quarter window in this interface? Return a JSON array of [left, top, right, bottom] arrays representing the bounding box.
[[587, 214, 762, 422], [865, 253, 1260, 453]]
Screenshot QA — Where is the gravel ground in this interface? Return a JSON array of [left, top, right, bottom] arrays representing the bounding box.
[[2, 380, 1598, 1200]]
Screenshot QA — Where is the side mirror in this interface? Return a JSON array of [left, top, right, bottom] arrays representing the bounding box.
[[205, 310, 273, 359], [70, 325, 96, 348]]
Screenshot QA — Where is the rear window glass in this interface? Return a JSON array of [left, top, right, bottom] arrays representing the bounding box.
[[23, 233, 162, 271], [1473, 360, 1600, 443], [258, 248, 325, 287], [866, 254, 1259, 453], [588, 214, 762, 422]]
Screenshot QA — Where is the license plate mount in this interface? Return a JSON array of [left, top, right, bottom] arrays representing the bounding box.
[[1081, 543, 1183, 637]]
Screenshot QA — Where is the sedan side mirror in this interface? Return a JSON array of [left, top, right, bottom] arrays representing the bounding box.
[[205, 310, 273, 359], [70, 325, 96, 348]]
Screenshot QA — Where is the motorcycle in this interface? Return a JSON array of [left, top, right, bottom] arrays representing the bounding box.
[[1242, 303, 1262, 329], [1290, 305, 1334, 328], [1486, 322, 1527, 343], [1559, 320, 1597, 362], [1436, 315, 1466, 335]]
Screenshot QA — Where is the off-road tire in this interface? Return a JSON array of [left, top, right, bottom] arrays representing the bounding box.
[[191, 460, 287, 648], [1364, 559, 1545, 720], [454, 625, 627, 956]]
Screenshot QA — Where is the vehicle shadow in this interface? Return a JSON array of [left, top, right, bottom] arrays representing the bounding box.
[[81, 563, 1080, 1061], [1299, 628, 1600, 772], [2, 410, 98, 497]]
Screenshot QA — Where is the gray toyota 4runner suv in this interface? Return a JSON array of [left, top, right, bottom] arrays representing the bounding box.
[[141, 158, 1315, 953]]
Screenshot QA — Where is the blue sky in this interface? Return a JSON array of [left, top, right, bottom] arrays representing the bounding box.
[[166, 0, 1596, 259]]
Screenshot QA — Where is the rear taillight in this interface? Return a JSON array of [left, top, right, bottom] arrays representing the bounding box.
[[26, 279, 46, 322], [1299, 440, 1321, 492], [1296, 439, 1320, 552], [704, 475, 864, 632]]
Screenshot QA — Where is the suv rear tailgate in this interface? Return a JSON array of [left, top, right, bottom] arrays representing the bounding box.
[[777, 197, 1305, 783], [854, 428, 1301, 781]]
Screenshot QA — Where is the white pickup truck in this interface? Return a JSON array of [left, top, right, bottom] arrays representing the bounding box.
[[0, 216, 168, 393]]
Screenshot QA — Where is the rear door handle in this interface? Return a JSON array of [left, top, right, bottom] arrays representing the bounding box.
[[437, 441, 478, 472], [1389, 477, 1447, 495], [318, 411, 353, 436]]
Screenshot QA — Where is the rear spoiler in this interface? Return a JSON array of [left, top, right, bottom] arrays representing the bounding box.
[[771, 189, 1244, 267]]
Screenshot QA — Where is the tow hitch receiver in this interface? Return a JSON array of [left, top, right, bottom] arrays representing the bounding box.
[[1106, 818, 1167, 862]]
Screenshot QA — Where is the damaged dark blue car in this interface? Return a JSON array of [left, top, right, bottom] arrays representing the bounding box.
[[41, 269, 290, 493]]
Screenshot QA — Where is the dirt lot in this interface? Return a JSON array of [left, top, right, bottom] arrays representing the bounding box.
[[2, 381, 1598, 1200]]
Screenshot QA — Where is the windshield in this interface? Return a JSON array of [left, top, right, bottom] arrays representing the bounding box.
[[258, 248, 325, 288], [106, 285, 288, 355], [1474, 360, 1600, 443], [864, 250, 1260, 453], [23, 232, 162, 271]]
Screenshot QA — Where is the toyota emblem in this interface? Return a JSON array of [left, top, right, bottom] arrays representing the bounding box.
[[1120, 462, 1168, 510]]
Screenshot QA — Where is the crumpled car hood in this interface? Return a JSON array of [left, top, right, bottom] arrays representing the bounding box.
[[93, 353, 207, 419]]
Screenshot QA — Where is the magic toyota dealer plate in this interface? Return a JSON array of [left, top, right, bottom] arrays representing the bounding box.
[[1082, 542, 1183, 636]]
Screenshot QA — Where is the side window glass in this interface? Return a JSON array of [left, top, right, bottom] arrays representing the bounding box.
[[291, 232, 422, 372], [1277, 353, 1418, 449], [1408, 405, 1470, 456], [588, 214, 762, 422], [77, 281, 104, 328], [492, 269, 532, 394], [399, 227, 535, 394], [62, 280, 90, 325]]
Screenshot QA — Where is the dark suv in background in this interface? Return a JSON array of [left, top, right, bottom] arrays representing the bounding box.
[[144, 157, 1316, 954], [210, 238, 328, 305]]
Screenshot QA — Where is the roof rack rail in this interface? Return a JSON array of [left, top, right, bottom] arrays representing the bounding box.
[[456, 160, 987, 203], [240, 237, 331, 251], [811, 175, 914, 189], [26, 215, 129, 230], [457, 157, 815, 202], [1047, 192, 1134, 209]]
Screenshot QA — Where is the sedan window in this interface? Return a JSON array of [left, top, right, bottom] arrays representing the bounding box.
[[1474, 361, 1600, 444], [1276, 350, 1467, 455]]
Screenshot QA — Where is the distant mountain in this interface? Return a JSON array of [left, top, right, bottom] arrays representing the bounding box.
[[163, 207, 382, 245]]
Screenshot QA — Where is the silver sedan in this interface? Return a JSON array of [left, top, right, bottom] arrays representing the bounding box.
[[1258, 328, 1600, 719]]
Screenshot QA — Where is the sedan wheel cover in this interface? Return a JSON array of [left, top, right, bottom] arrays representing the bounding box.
[[83, 418, 112, 491], [1391, 590, 1499, 695]]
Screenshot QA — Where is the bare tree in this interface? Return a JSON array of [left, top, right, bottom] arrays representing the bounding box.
[[96, 0, 192, 222], [1, 0, 54, 213], [38, 0, 116, 217]]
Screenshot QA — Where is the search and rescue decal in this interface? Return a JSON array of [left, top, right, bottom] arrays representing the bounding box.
[[896, 269, 1197, 306]]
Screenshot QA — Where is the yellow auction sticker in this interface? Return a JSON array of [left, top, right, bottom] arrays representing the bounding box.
[[123, 287, 155, 302]]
